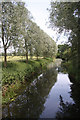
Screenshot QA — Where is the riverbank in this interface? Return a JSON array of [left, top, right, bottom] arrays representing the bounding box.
[[2, 57, 54, 105], [61, 60, 80, 84], [3, 59, 78, 119]]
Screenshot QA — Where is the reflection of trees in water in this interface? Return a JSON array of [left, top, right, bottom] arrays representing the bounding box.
[[55, 66, 80, 119], [3, 67, 57, 118], [70, 84, 80, 117], [56, 84, 80, 119]]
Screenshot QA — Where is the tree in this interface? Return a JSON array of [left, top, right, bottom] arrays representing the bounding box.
[[1, 2, 16, 67], [57, 44, 71, 61], [12, 2, 31, 63], [1, 1, 57, 67], [28, 21, 57, 60], [1, 1, 32, 65], [49, 2, 80, 82]]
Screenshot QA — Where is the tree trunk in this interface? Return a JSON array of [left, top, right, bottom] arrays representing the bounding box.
[[30, 55, 32, 59], [4, 48, 7, 67], [26, 51, 28, 63], [37, 55, 38, 60], [24, 38, 28, 63], [2, 22, 7, 67]]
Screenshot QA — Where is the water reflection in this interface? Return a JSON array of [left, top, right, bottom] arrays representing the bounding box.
[[40, 73, 74, 118], [2, 64, 57, 118], [56, 95, 75, 119], [56, 94, 80, 119], [3, 60, 79, 119], [55, 75, 80, 119]]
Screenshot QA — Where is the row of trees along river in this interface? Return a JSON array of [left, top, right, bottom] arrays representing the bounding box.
[[1, 1, 80, 119], [1, 2, 57, 67]]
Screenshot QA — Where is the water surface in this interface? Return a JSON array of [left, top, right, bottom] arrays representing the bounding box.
[[3, 60, 77, 119], [40, 72, 74, 118]]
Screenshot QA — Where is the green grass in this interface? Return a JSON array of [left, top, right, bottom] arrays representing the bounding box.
[[1, 56, 43, 62], [2, 57, 53, 104]]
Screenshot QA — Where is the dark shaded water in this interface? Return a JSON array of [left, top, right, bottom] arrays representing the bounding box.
[[2, 60, 80, 119]]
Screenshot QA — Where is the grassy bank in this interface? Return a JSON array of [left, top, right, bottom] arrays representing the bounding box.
[[2, 57, 53, 105]]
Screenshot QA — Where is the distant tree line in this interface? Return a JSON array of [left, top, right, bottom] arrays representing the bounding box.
[[0, 1, 57, 67]]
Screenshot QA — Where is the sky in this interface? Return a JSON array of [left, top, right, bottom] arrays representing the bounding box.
[[22, 0, 68, 44]]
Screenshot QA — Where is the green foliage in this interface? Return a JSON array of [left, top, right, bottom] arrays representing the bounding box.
[[49, 2, 80, 83], [2, 58, 53, 104], [2, 58, 52, 86], [1, 1, 57, 65], [57, 44, 71, 61], [26, 21, 57, 59]]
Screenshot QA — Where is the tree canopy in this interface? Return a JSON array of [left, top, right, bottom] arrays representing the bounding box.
[[1, 1, 57, 67], [49, 1, 80, 82]]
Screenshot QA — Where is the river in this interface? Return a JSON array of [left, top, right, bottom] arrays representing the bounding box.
[[2, 59, 80, 119]]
